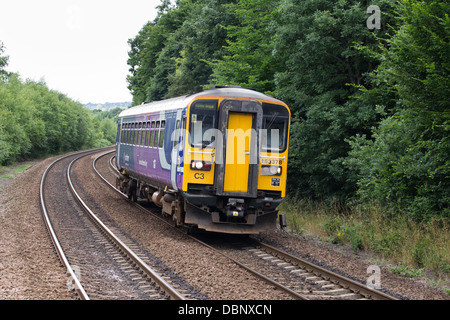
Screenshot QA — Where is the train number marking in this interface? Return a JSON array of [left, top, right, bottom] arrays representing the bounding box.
[[194, 173, 205, 180], [261, 159, 282, 165]]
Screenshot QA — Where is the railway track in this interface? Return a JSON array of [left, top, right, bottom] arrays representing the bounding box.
[[196, 235, 397, 300], [95, 150, 397, 301], [39, 148, 186, 300]]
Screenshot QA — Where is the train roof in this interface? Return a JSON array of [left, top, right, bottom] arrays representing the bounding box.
[[119, 87, 284, 118]]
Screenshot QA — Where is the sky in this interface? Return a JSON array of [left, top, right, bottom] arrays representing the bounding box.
[[0, 0, 161, 104]]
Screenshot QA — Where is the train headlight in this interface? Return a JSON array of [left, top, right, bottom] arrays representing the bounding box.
[[261, 165, 282, 176], [191, 161, 212, 171]]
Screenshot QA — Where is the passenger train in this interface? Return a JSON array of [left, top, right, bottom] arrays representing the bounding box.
[[115, 86, 290, 234]]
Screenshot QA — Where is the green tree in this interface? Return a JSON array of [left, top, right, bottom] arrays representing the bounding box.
[[127, 0, 198, 104], [208, 0, 279, 93], [347, 0, 450, 219], [0, 41, 9, 80], [165, 0, 237, 97], [0, 73, 111, 165], [272, 0, 394, 200]]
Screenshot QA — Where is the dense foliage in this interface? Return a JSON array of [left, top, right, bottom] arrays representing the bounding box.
[[0, 41, 116, 165], [346, 0, 449, 219], [126, 0, 449, 220]]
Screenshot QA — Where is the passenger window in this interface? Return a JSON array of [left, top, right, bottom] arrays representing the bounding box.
[[131, 123, 135, 145], [126, 123, 131, 144], [134, 123, 139, 145], [159, 120, 165, 148], [173, 120, 180, 148], [149, 121, 155, 147], [137, 123, 141, 146], [154, 121, 160, 148], [140, 122, 145, 146], [144, 122, 150, 146]]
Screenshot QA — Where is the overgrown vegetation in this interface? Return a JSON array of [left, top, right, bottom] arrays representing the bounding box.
[[0, 41, 117, 166], [280, 197, 449, 287]]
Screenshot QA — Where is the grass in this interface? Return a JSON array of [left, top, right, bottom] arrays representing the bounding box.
[[0, 163, 33, 180], [11, 163, 32, 175], [279, 197, 449, 292]]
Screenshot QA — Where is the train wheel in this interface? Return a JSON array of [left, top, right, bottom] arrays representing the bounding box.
[[128, 179, 137, 202]]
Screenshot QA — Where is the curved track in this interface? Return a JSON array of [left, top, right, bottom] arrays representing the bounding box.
[[40, 148, 186, 300], [95, 150, 397, 301]]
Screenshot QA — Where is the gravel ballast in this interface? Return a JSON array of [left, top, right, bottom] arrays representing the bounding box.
[[0, 152, 448, 300]]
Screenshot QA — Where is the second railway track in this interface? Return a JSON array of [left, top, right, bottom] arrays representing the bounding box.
[[94, 150, 397, 301], [40, 148, 187, 300]]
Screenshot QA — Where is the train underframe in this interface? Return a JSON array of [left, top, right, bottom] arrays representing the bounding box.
[[116, 172, 281, 234]]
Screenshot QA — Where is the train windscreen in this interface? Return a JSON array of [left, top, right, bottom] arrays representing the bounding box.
[[261, 103, 289, 153], [189, 100, 218, 148]]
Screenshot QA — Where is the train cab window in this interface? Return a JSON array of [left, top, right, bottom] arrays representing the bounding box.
[[159, 120, 165, 148], [149, 121, 155, 147], [189, 100, 218, 148], [153, 121, 160, 148], [261, 103, 289, 153]]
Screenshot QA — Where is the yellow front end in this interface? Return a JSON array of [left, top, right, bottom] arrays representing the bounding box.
[[183, 98, 290, 198]]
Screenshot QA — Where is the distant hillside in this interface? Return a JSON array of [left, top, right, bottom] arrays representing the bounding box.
[[84, 101, 131, 111]]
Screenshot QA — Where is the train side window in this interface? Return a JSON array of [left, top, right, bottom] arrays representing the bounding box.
[[153, 121, 160, 148], [130, 123, 135, 145], [173, 120, 180, 148], [138, 122, 142, 146], [135, 122, 140, 145], [137, 122, 141, 146], [149, 121, 155, 147], [159, 120, 165, 148], [144, 122, 150, 147], [126, 123, 131, 144]]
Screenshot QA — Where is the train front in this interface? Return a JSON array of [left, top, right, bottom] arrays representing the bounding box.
[[181, 95, 290, 234]]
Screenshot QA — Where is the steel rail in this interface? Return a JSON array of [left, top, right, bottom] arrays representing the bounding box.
[[97, 150, 399, 300], [187, 234, 311, 300], [72, 151, 185, 300], [94, 151, 309, 300], [256, 241, 397, 300], [39, 149, 99, 300]]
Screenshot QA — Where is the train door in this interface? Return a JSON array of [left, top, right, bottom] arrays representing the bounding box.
[[170, 109, 184, 191], [215, 99, 263, 198]]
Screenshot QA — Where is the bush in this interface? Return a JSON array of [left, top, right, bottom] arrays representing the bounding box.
[[0, 74, 112, 165]]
